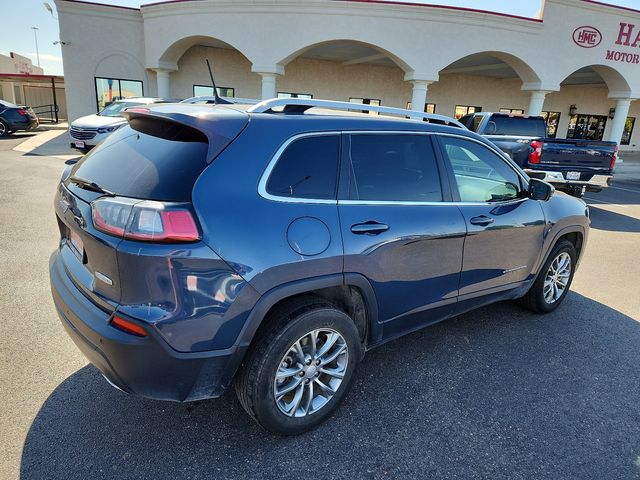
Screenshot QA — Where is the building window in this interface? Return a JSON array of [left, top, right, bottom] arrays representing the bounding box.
[[95, 77, 143, 112], [499, 108, 524, 114], [277, 92, 313, 99], [454, 105, 482, 120], [350, 97, 381, 115], [406, 102, 436, 114], [622, 117, 635, 145], [566, 114, 607, 141], [193, 85, 235, 97], [541, 111, 561, 138]]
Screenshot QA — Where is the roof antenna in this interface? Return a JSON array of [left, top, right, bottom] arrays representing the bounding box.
[[206, 58, 231, 104]]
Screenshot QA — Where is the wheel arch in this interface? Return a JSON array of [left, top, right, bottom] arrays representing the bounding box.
[[535, 225, 586, 274], [236, 274, 379, 354]]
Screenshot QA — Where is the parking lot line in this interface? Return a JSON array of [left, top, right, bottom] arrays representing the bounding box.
[[584, 197, 629, 208], [609, 186, 640, 194]]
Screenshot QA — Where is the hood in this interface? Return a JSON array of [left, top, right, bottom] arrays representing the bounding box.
[[71, 114, 127, 129]]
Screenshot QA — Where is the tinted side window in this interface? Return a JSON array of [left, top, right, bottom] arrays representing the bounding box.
[[266, 135, 339, 199], [458, 115, 473, 129], [441, 137, 522, 203], [471, 116, 483, 133], [349, 134, 442, 202]]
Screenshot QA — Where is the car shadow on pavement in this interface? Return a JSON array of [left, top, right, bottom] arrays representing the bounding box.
[[21, 135, 80, 159], [0, 133, 37, 141], [20, 294, 640, 480], [588, 205, 640, 233]]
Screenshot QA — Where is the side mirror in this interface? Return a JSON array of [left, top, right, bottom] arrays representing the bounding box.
[[486, 121, 497, 135], [529, 178, 555, 201]]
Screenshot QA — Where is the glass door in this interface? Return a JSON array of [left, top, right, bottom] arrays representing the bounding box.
[[566, 114, 608, 141]]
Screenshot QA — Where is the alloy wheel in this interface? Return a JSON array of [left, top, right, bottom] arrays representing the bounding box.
[[543, 252, 572, 304], [273, 328, 348, 418]]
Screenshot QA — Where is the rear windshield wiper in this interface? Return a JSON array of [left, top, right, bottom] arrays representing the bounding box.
[[68, 175, 115, 196]]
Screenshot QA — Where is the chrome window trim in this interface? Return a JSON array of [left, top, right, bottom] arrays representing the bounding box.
[[338, 198, 529, 207], [258, 130, 529, 206]]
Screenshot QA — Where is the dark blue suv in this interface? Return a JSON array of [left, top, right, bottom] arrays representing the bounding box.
[[50, 99, 589, 435]]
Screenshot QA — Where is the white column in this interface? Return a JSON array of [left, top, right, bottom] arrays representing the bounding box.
[[410, 80, 430, 119], [154, 69, 171, 98], [2, 82, 17, 103], [259, 73, 277, 100], [607, 98, 632, 145], [527, 90, 549, 117]]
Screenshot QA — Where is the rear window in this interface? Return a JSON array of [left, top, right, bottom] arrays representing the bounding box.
[[69, 117, 208, 202], [266, 135, 340, 199], [487, 115, 547, 137], [0, 99, 18, 108]]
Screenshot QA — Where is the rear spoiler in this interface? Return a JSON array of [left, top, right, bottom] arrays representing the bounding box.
[[122, 107, 248, 163]]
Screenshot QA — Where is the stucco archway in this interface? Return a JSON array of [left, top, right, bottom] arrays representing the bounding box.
[[152, 35, 257, 100], [276, 39, 416, 74], [557, 64, 632, 98], [437, 51, 543, 90], [547, 64, 635, 144], [255, 39, 420, 105]]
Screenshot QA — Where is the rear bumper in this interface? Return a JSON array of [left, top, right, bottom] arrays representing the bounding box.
[[524, 169, 612, 192], [8, 117, 38, 132], [49, 250, 246, 402]]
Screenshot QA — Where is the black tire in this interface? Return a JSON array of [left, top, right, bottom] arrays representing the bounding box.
[[566, 186, 584, 199], [0, 120, 10, 137], [235, 298, 362, 435], [518, 239, 577, 313]]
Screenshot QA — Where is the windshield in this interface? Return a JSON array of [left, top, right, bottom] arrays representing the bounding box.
[[0, 99, 18, 108], [98, 101, 145, 117]]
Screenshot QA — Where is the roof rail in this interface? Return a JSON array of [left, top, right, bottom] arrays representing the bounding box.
[[247, 98, 466, 128]]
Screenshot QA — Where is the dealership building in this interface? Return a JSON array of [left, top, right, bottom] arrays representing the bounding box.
[[56, 0, 640, 149]]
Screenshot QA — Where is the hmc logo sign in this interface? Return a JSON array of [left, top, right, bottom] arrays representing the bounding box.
[[573, 26, 603, 48], [571, 23, 640, 65]]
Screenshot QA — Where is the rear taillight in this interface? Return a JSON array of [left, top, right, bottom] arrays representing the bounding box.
[[610, 144, 618, 170], [17, 109, 27, 116], [91, 197, 200, 243], [529, 140, 543, 164]]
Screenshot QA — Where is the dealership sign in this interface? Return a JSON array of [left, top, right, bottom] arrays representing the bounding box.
[[575, 22, 640, 64], [573, 26, 602, 48]]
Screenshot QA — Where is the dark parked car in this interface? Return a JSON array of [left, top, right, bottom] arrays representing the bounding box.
[[50, 99, 589, 435], [0, 99, 39, 136], [458, 112, 617, 198]]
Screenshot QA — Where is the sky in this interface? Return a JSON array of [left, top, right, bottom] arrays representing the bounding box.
[[1, 0, 639, 75]]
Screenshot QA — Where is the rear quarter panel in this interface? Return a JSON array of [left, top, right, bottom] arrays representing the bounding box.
[[192, 117, 344, 296], [484, 136, 533, 168]]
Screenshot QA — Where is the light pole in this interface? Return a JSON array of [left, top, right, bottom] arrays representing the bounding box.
[[31, 26, 40, 67]]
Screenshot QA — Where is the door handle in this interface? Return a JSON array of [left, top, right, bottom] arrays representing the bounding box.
[[469, 215, 494, 226], [351, 221, 389, 235]]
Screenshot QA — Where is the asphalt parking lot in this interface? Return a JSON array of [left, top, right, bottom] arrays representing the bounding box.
[[1, 131, 639, 480]]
